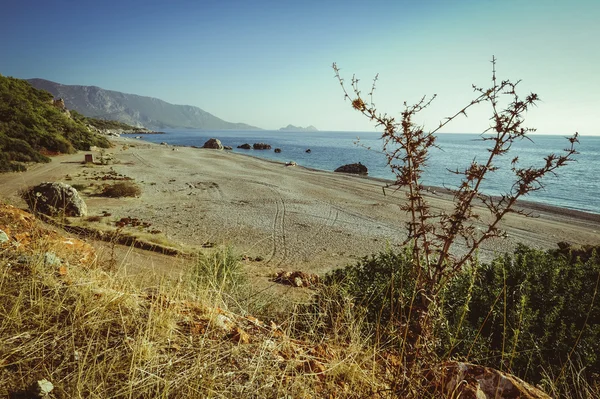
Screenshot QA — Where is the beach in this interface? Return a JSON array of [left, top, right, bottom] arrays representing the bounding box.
[[1, 138, 598, 278]]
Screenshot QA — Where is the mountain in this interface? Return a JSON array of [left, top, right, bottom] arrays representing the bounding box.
[[27, 79, 260, 131], [279, 124, 318, 132]]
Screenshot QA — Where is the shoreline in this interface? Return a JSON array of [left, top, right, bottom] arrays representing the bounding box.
[[166, 140, 600, 222], [1, 137, 598, 277]]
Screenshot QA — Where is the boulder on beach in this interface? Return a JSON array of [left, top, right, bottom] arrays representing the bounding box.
[[253, 143, 271, 150], [237, 143, 252, 149], [274, 148, 282, 153], [203, 138, 223, 150], [334, 162, 368, 175], [21, 182, 88, 217], [223, 146, 232, 150]]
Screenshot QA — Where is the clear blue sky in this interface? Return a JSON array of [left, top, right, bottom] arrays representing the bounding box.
[[1, 0, 598, 134]]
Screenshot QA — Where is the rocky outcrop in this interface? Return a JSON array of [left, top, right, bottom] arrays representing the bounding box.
[[51, 98, 71, 118], [22, 182, 88, 217], [203, 138, 223, 150], [439, 361, 551, 399], [334, 162, 368, 175], [238, 143, 251, 149], [253, 143, 271, 150]]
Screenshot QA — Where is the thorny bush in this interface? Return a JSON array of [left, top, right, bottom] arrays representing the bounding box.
[[333, 57, 579, 372]]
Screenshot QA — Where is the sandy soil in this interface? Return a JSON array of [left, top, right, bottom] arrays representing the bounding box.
[[1, 138, 598, 281]]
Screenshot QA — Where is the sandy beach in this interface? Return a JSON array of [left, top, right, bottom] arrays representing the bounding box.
[[1, 138, 598, 278]]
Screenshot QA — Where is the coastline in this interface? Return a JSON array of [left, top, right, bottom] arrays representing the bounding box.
[[181, 141, 600, 222], [0, 137, 598, 278]]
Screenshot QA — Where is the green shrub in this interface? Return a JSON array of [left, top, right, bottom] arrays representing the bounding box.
[[100, 182, 141, 198], [318, 245, 600, 388], [323, 248, 419, 340], [445, 244, 600, 387]]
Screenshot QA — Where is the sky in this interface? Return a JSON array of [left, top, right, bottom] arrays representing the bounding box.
[[1, 0, 598, 134]]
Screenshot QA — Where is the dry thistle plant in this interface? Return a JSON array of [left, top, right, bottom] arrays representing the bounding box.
[[333, 57, 579, 362]]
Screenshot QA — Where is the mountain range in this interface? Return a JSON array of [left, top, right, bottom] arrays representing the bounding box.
[[27, 79, 260, 131]]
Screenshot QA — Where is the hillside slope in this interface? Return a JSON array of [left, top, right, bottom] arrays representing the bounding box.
[[0, 75, 109, 172], [27, 79, 260, 130]]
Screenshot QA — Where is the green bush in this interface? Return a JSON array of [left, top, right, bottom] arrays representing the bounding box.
[[100, 182, 141, 198], [323, 248, 420, 339], [318, 245, 600, 387], [445, 244, 600, 385]]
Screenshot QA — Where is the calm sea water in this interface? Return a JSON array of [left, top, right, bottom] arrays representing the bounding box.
[[134, 130, 600, 215]]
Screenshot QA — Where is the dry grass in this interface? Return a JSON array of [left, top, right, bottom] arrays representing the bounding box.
[[2, 205, 594, 398], [0, 209, 383, 398]]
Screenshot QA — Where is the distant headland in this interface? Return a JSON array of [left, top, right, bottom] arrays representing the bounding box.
[[279, 124, 318, 132]]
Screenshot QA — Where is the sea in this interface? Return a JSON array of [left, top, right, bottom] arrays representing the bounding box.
[[133, 130, 600, 215]]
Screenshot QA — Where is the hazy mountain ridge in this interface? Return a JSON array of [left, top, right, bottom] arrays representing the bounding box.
[[279, 124, 318, 132], [27, 79, 261, 130]]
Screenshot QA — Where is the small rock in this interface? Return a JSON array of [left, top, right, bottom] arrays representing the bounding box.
[[214, 314, 234, 332], [44, 252, 62, 266], [274, 148, 282, 153], [237, 143, 252, 149], [0, 229, 8, 244], [285, 161, 297, 167], [223, 146, 232, 150], [29, 379, 54, 397], [305, 149, 311, 153]]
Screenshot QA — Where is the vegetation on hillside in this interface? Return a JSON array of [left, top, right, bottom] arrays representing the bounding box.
[[0, 74, 110, 172], [70, 110, 146, 132]]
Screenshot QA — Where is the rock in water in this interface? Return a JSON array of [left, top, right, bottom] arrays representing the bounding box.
[[237, 143, 252, 149], [334, 162, 368, 175], [253, 143, 271, 150], [22, 182, 88, 217], [203, 138, 223, 150]]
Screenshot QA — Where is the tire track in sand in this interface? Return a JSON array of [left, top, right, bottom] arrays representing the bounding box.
[[251, 182, 288, 267]]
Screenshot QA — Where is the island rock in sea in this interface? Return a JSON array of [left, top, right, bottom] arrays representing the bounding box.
[[237, 143, 251, 149], [203, 138, 223, 150], [334, 162, 368, 175], [279, 124, 318, 132]]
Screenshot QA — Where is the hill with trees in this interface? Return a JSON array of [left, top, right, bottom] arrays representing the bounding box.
[[0, 74, 110, 172]]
